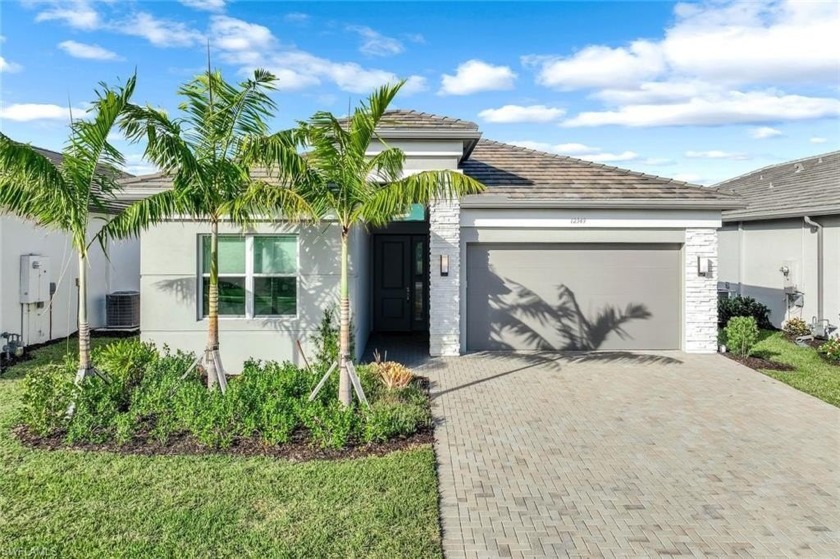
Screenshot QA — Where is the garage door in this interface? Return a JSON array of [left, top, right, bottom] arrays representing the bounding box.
[[466, 243, 681, 351]]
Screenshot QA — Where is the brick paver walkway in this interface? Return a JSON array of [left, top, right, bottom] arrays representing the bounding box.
[[415, 351, 839, 558]]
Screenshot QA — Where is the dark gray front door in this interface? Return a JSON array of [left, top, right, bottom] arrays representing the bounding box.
[[466, 243, 681, 351], [374, 235, 428, 332]]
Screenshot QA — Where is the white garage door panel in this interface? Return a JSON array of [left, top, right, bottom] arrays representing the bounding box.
[[467, 243, 681, 351]]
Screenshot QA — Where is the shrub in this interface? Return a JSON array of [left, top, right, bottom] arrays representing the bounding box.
[[93, 339, 157, 398], [311, 306, 354, 368], [301, 401, 360, 449], [724, 316, 760, 357], [818, 337, 840, 364], [363, 399, 430, 443], [373, 361, 414, 390], [718, 296, 772, 329], [782, 317, 811, 338], [19, 361, 76, 436], [66, 375, 126, 444]]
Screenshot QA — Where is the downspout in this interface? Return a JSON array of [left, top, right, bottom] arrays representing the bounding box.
[[803, 216, 823, 322]]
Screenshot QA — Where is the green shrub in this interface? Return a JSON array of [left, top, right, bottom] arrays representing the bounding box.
[[782, 317, 811, 338], [363, 400, 430, 443], [818, 337, 840, 363], [718, 296, 772, 329], [302, 401, 360, 449], [19, 361, 76, 436], [66, 375, 125, 444], [311, 306, 354, 368], [724, 316, 760, 357], [93, 339, 157, 398]]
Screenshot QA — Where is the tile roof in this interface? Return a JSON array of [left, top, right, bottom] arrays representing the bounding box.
[[338, 109, 479, 131], [717, 151, 840, 221], [461, 140, 742, 207]]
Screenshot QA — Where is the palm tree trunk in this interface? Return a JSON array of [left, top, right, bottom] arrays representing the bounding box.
[[205, 220, 220, 389], [338, 228, 352, 407], [75, 251, 91, 382]]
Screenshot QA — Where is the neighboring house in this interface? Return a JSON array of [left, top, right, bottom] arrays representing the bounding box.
[[717, 151, 840, 330], [0, 148, 140, 347], [120, 111, 741, 370]]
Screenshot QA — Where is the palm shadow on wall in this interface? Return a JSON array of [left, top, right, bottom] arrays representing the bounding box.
[[488, 277, 652, 351]]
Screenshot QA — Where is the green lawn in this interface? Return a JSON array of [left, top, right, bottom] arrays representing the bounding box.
[[0, 337, 442, 558], [752, 331, 840, 408]]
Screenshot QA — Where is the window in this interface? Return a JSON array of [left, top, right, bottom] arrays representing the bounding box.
[[199, 235, 298, 318]]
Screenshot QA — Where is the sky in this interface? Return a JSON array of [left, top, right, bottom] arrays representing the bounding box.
[[0, 0, 838, 184]]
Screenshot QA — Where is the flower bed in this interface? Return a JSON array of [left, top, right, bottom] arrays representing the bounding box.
[[817, 337, 840, 367], [16, 339, 432, 459]]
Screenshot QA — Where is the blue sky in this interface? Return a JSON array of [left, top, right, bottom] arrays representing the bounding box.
[[1, 0, 838, 184]]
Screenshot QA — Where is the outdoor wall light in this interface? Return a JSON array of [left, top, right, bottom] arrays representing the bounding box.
[[440, 254, 449, 277], [697, 256, 711, 277]]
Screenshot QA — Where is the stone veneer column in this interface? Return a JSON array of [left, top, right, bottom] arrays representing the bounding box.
[[684, 228, 719, 353], [429, 198, 461, 356]]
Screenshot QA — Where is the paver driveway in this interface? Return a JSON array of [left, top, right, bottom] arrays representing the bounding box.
[[416, 351, 840, 558]]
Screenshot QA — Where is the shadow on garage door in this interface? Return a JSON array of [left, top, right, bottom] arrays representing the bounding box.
[[466, 243, 681, 351]]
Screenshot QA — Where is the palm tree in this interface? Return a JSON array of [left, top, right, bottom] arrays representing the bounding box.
[[255, 82, 485, 406], [0, 76, 137, 380], [101, 69, 312, 389]]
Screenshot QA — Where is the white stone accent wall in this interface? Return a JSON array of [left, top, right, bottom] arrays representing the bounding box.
[[429, 198, 461, 356], [684, 228, 719, 353]]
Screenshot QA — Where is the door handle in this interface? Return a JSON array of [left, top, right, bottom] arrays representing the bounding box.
[[405, 286, 410, 302]]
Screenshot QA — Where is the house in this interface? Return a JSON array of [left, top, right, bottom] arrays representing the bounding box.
[[0, 148, 141, 348], [717, 151, 840, 331], [120, 111, 741, 370]]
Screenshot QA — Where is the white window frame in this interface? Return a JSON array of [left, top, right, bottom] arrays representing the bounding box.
[[198, 234, 299, 320]]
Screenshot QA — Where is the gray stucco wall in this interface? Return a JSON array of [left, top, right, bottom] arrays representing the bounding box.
[[140, 220, 367, 371], [718, 216, 839, 329]]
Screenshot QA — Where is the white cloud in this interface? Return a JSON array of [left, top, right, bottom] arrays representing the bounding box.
[[0, 56, 22, 73], [32, 0, 100, 30], [284, 12, 310, 24], [213, 17, 425, 95], [0, 103, 85, 122], [478, 105, 565, 124], [347, 26, 404, 57], [526, 40, 665, 90], [510, 141, 600, 155], [562, 90, 840, 128], [210, 16, 275, 52], [810, 137, 828, 144], [439, 60, 516, 95], [117, 12, 204, 48], [58, 40, 122, 61], [749, 126, 782, 139], [180, 0, 226, 12], [685, 150, 750, 160], [581, 151, 639, 163], [639, 157, 675, 166], [509, 140, 638, 162], [123, 153, 159, 176], [531, 1, 840, 128]]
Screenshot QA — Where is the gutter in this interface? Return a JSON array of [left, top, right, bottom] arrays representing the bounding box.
[[723, 205, 840, 223], [803, 216, 824, 322], [460, 196, 745, 210]]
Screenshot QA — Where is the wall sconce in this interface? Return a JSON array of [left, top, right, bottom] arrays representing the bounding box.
[[440, 254, 449, 277], [697, 256, 711, 277]]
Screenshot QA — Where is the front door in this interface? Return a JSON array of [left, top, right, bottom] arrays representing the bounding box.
[[374, 235, 428, 332]]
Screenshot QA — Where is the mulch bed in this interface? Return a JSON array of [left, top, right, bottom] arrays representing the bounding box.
[[12, 376, 435, 462], [13, 424, 434, 462], [723, 352, 795, 372]]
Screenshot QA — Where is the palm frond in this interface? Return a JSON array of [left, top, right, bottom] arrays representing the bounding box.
[[98, 189, 184, 241], [356, 170, 485, 227]]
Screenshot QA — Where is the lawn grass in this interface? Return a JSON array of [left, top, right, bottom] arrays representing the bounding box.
[[751, 330, 840, 408], [0, 337, 442, 558]]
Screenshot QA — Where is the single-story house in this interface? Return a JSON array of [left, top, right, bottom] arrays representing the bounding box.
[[119, 110, 742, 370], [717, 151, 840, 330], [0, 148, 140, 348]]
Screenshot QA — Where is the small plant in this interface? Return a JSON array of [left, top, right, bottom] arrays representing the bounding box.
[[363, 400, 430, 443], [724, 316, 760, 357], [372, 360, 414, 390], [718, 296, 772, 329], [817, 337, 840, 364], [782, 317, 810, 338], [311, 306, 354, 368], [19, 361, 77, 436]]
